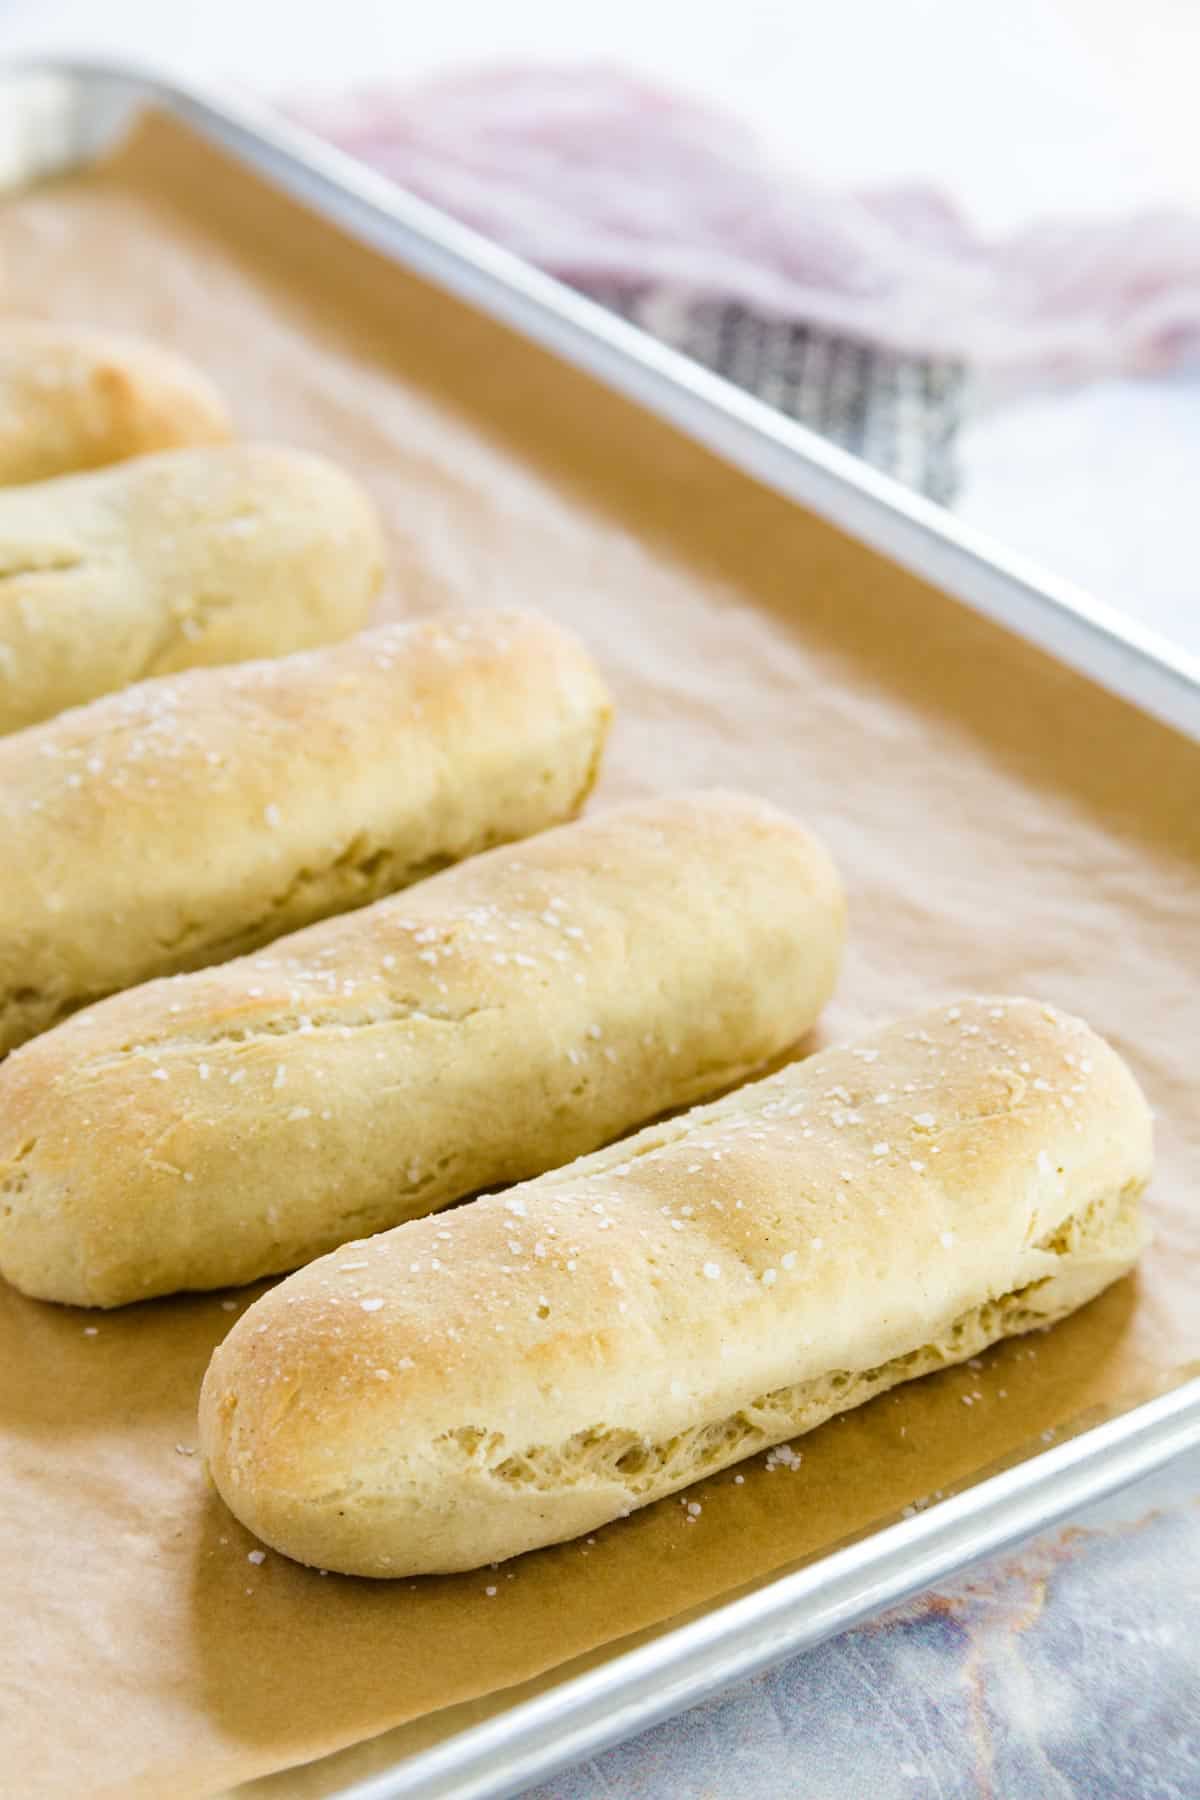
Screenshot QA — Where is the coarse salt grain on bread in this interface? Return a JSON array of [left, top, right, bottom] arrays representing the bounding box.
[[0, 607, 610, 1057], [0, 790, 843, 1306], [199, 997, 1151, 1576], [0, 441, 383, 732]]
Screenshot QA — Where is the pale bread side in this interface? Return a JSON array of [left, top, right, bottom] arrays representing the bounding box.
[[0, 791, 843, 1305], [0, 442, 384, 732], [199, 997, 1151, 1576]]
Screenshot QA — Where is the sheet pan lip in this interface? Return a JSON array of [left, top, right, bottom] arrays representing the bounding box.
[[1, 53, 1198, 1800], [333, 1374, 1200, 1800], [3, 53, 1200, 746]]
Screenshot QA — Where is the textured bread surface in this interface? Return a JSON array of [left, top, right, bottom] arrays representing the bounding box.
[[0, 791, 842, 1306], [0, 320, 230, 485], [199, 997, 1151, 1576], [0, 442, 383, 732], [0, 608, 610, 1058]]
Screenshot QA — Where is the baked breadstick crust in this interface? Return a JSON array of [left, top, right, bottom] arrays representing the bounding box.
[[0, 791, 843, 1305], [0, 442, 384, 732], [199, 996, 1151, 1576], [0, 608, 610, 1055], [0, 321, 230, 486]]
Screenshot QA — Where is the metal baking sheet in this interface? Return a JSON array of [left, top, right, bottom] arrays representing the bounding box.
[[1, 57, 1198, 1800]]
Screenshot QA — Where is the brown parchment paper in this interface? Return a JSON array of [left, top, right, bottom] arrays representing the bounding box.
[[0, 113, 1197, 1800]]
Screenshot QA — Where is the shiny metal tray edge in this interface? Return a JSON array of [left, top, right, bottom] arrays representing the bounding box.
[[1, 55, 1197, 1800], [343, 1378, 1200, 1800], [4, 57, 1200, 747]]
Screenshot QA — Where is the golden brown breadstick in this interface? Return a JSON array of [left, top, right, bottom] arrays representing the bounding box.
[[0, 442, 383, 732], [198, 997, 1150, 1576], [0, 791, 842, 1305], [0, 608, 610, 1056], [0, 320, 229, 484]]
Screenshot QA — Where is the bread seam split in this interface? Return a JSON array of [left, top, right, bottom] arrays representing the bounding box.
[[424, 1179, 1139, 1503]]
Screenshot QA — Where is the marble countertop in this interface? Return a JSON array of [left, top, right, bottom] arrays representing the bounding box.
[[523, 1446, 1200, 1800]]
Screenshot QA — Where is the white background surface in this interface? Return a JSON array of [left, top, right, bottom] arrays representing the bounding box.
[[0, 0, 1196, 660], [0, 0, 1187, 225]]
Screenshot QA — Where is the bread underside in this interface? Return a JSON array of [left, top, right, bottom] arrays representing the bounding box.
[[411, 1180, 1140, 1516]]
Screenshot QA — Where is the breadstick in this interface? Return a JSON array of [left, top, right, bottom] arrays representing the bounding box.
[[0, 442, 383, 731], [198, 997, 1150, 1576], [0, 320, 230, 485], [0, 608, 609, 1056], [0, 791, 842, 1305]]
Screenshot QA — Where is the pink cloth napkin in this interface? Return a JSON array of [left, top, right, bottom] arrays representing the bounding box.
[[294, 64, 1200, 386]]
